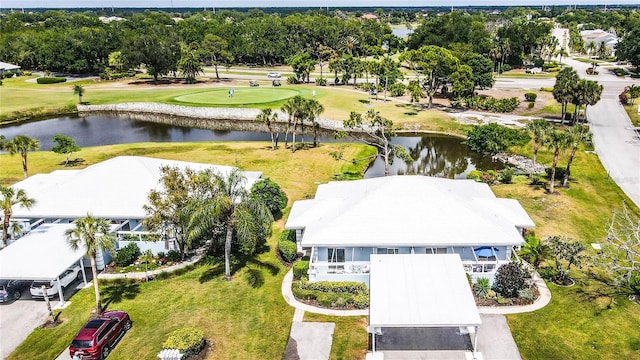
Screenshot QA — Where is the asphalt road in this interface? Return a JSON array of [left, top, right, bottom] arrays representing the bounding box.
[[495, 59, 640, 208]]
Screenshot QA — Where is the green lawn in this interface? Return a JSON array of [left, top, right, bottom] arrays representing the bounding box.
[[172, 87, 301, 106], [304, 313, 369, 360], [497, 72, 558, 79], [4, 141, 376, 360], [624, 104, 640, 127]]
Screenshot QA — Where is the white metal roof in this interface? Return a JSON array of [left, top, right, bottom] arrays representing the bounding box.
[[286, 176, 533, 247], [0, 61, 20, 71], [369, 254, 481, 328], [10, 156, 262, 220], [0, 223, 85, 281]]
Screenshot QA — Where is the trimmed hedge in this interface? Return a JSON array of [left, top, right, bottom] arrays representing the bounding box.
[[524, 92, 537, 102], [114, 243, 141, 267], [162, 327, 205, 356], [278, 230, 297, 263], [36, 77, 67, 84], [293, 261, 309, 280], [292, 279, 370, 309], [462, 95, 520, 113]]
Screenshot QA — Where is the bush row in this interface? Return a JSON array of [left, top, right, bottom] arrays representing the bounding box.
[[36, 77, 67, 84], [292, 280, 369, 309], [458, 95, 520, 113], [293, 261, 309, 280]]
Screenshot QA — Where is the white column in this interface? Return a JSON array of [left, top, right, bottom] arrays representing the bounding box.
[[473, 325, 479, 354], [95, 248, 105, 270], [57, 276, 65, 303], [79, 259, 87, 285]]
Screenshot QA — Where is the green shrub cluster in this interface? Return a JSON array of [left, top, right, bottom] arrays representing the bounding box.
[[23, 71, 32, 76], [545, 166, 566, 181], [316, 77, 327, 86], [611, 68, 627, 76], [462, 95, 520, 113], [465, 123, 531, 155], [494, 262, 527, 298], [586, 68, 599, 75], [293, 261, 309, 280], [162, 327, 206, 356], [499, 64, 512, 73], [292, 280, 369, 309], [277, 230, 297, 263], [36, 77, 67, 84], [524, 92, 537, 102], [114, 243, 141, 267], [286, 75, 298, 84], [542, 62, 559, 70], [388, 83, 406, 97], [166, 250, 181, 262], [545, 66, 561, 72], [250, 178, 288, 216], [467, 167, 515, 185]]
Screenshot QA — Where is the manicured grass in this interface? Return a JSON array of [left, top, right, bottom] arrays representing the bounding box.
[[493, 143, 640, 360], [4, 142, 375, 360], [172, 88, 301, 106], [497, 72, 558, 79], [623, 104, 640, 127], [303, 313, 369, 360]]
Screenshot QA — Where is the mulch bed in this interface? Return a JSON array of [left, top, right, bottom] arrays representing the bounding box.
[[184, 340, 213, 360], [474, 286, 540, 307]]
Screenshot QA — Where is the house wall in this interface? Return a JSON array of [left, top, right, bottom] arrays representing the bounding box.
[[117, 240, 169, 255], [314, 245, 509, 262]]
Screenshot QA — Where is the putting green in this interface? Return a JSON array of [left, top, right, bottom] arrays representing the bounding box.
[[173, 87, 300, 105]]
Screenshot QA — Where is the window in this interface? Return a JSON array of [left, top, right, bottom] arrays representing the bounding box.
[[377, 248, 398, 254], [327, 248, 345, 263], [427, 248, 448, 254], [97, 320, 117, 342]]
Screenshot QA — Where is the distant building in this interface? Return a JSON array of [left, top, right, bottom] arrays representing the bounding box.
[[361, 13, 379, 21], [552, 26, 571, 54], [98, 16, 124, 23], [0, 61, 21, 76], [580, 29, 619, 56]]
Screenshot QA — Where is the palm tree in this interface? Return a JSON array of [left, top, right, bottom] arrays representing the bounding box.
[[553, 68, 578, 124], [5, 135, 40, 178], [526, 119, 551, 178], [586, 41, 597, 72], [557, 48, 569, 64], [72, 84, 85, 104], [543, 130, 570, 194], [256, 108, 278, 150], [66, 215, 115, 313], [628, 84, 640, 106], [562, 125, 592, 187], [304, 99, 325, 147], [519, 236, 552, 269], [596, 41, 609, 62], [187, 169, 273, 280], [139, 249, 154, 281], [281, 96, 307, 152], [1, 186, 36, 248], [581, 80, 603, 122]]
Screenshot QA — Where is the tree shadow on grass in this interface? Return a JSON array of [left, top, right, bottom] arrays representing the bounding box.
[[198, 254, 280, 287], [102, 281, 140, 309], [58, 158, 86, 167]]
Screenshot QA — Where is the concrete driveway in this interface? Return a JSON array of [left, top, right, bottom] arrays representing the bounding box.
[[0, 276, 90, 359]]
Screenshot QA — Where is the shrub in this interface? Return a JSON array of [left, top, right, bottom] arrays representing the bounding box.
[[465, 123, 531, 155], [23, 71, 32, 76], [539, 87, 553, 92], [250, 178, 288, 216], [292, 282, 318, 300], [527, 102, 535, 109], [278, 239, 297, 263], [293, 261, 309, 280], [494, 262, 527, 298], [462, 95, 520, 113], [545, 166, 566, 181], [36, 77, 67, 84], [524, 92, 537, 102], [300, 280, 368, 294], [542, 62, 559, 70], [545, 67, 561, 72], [166, 249, 181, 262], [586, 68, 599, 75], [114, 243, 141, 267], [317, 292, 351, 308], [162, 327, 205, 356], [316, 77, 327, 86], [286, 75, 297, 84], [498, 166, 515, 184], [518, 287, 536, 300], [389, 83, 406, 97], [499, 64, 512, 73], [467, 170, 498, 185], [4, 73, 14, 78], [611, 68, 626, 77], [352, 293, 369, 309], [474, 277, 491, 299]]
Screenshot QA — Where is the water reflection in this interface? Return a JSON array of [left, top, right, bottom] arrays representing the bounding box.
[[1, 115, 502, 179]]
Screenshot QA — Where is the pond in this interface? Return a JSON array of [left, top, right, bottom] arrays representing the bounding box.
[[0, 114, 502, 178]]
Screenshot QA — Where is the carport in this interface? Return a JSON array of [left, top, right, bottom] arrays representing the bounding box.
[[368, 254, 482, 358], [0, 223, 87, 303]]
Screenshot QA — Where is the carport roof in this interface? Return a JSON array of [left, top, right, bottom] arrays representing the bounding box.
[[369, 254, 481, 329], [0, 223, 86, 281]]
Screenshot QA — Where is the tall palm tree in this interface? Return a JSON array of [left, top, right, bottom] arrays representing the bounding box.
[[304, 99, 325, 147], [543, 130, 570, 194], [1, 186, 36, 247], [66, 215, 115, 313], [562, 125, 592, 187], [581, 80, 603, 122], [586, 41, 597, 72], [526, 119, 551, 178], [73, 84, 85, 104], [187, 169, 273, 280], [281, 96, 307, 152], [256, 108, 278, 150], [557, 48, 568, 64], [5, 135, 40, 178]]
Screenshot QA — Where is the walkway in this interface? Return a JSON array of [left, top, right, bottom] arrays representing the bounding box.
[[97, 254, 202, 280]]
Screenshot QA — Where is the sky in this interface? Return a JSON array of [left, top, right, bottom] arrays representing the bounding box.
[[1, 0, 639, 8]]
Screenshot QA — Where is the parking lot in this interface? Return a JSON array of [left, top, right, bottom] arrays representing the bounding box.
[[0, 273, 91, 359]]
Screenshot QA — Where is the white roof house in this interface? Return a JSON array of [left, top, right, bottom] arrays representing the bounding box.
[[0, 61, 20, 73], [287, 176, 533, 248], [10, 156, 262, 220]]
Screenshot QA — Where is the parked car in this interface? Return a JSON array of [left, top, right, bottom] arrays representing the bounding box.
[[0, 279, 30, 303], [69, 310, 132, 360], [30, 265, 82, 299], [267, 72, 281, 78], [272, 80, 281, 87]]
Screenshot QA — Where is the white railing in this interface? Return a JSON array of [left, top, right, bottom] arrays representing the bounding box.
[[310, 261, 371, 275]]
